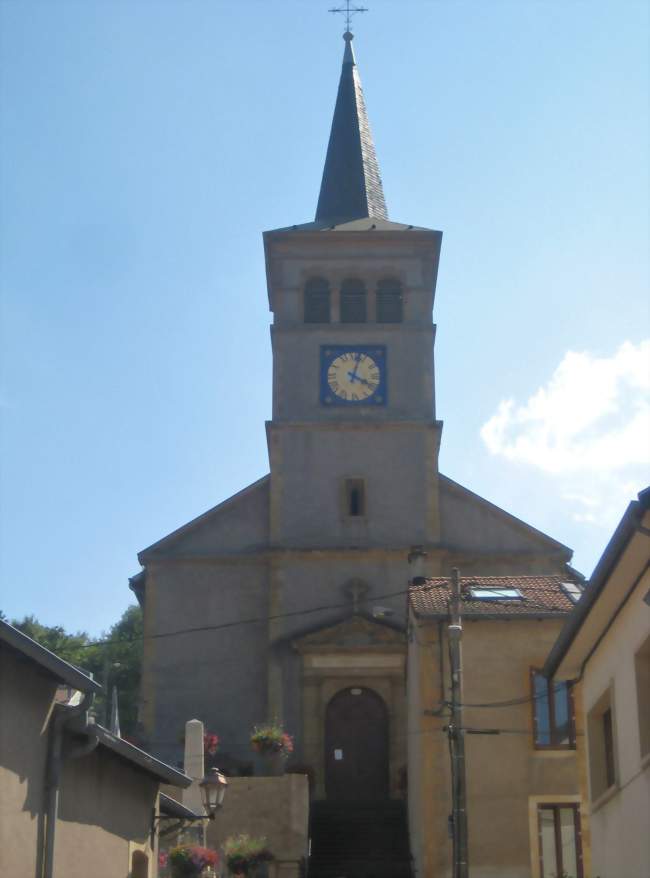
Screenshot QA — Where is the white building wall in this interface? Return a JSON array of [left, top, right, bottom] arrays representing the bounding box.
[[582, 568, 650, 878]]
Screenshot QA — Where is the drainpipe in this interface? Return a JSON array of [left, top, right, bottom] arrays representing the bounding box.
[[43, 691, 99, 878]]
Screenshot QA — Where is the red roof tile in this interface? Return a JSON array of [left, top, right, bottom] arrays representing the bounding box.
[[409, 575, 582, 619]]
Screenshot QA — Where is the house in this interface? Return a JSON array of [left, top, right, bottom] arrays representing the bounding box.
[[543, 487, 650, 878], [408, 574, 588, 878], [0, 619, 191, 878]]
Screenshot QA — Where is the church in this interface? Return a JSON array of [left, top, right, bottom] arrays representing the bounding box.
[[130, 27, 579, 861]]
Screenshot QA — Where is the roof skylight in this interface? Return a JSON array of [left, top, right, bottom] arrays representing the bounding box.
[[469, 587, 523, 601], [560, 582, 582, 604]]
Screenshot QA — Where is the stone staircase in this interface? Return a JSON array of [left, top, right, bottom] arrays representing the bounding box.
[[309, 800, 413, 878]]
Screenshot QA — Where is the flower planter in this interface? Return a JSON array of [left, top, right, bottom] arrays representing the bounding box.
[[262, 750, 285, 776]]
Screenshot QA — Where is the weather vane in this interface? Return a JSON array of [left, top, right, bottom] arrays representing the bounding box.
[[328, 0, 368, 34]]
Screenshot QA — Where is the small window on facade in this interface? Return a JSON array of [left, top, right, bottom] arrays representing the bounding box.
[[634, 634, 650, 758], [560, 581, 583, 603], [340, 279, 367, 323], [531, 670, 575, 748], [469, 587, 523, 600], [304, 277, 331, 323], [537, 804, 583, 878], [376, 278, 403, 323], [587, 689, 617, 800], [602, 707, 616, 788], [345, 479, 365, 517]]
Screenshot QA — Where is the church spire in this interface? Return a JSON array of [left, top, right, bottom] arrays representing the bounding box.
[[315, 32, 388, 224]]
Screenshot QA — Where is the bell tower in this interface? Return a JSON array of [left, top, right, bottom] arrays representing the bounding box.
[[263, 32, 443, 549]]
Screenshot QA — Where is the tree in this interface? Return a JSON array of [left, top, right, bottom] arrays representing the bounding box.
[[10, 606, 143, 736]]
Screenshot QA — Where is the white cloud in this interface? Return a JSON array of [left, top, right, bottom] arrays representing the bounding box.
[[480, 340, 650, 525]]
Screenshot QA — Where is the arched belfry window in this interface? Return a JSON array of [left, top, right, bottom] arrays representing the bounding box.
[[340, 278, 367, 323], [304, 277, 331, 323], [376, 278, 403, 323]]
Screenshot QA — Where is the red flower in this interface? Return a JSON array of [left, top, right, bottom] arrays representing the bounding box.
[[203, 733, 220, 756], [158, 851, 169, 867]]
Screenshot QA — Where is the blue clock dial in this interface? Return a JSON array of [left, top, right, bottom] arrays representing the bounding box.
[[320, 346, 387, 406]]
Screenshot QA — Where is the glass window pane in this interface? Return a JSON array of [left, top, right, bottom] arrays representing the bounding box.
[[559, 808, 579, 877], [534, 673, 551, 746], [539, 809, 557, 878], [553, 682, 571, 746]]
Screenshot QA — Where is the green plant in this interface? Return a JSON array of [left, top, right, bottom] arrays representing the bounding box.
[[168, 845, 219, 877], [250, 721, 294, 756], [223, 834, 273, 875]]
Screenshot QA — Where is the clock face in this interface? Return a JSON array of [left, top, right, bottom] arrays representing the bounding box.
[[320, 346, 387, 406]]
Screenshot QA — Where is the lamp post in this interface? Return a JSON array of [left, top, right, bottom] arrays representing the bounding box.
[[199, 768, 228, 820]]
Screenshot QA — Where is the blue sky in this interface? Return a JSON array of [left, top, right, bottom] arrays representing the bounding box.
[[1, 0, 648, 635]]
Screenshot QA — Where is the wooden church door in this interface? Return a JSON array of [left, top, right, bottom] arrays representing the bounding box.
[[325, 687, 389, 801]]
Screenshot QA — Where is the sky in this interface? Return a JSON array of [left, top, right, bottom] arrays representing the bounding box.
[[1, 0, 648, 636]]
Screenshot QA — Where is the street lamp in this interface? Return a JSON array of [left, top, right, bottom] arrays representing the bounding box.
[[199, 768, 228, 820]]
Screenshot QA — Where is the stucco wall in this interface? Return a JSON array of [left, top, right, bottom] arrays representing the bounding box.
[[141, 559, 270, 767], [207, 774, 309, 870], [55, 746, 158, 878], [0, 646, 56, 878], [268, 423, 440, 547], [409, 617, 582, 878], [581, 567, 650, 878]]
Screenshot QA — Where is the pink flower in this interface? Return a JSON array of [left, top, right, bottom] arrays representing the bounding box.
[[158, 851, 169, 867], [203, 733, 220, 756]]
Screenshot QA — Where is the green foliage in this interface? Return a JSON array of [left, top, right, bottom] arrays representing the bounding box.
[[250, 721, 294, 756], [9, 605, 143, 736], [223, 835, 273, 874], [168, 845, 219, 877]]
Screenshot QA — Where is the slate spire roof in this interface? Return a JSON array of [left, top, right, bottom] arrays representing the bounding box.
[[315, 31, 388, 224]]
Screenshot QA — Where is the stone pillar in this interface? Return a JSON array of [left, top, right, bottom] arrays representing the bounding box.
[[182, 718, 206, 845]]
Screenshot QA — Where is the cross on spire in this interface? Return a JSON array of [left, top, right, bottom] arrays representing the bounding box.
[[328, 0, 368, 34]]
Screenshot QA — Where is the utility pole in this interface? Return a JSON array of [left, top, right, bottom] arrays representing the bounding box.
[[448, 567, 468, 878]]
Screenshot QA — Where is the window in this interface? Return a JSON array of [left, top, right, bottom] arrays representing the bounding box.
[[531, 670, 575, 748], [635, 634, 650, 759], [587, 688, 617, 800], [304, 277, 331, 323], [340, 279, 367, 323], [560, 581, 583, 603], [376, 278, 403, 323], [602, 708, 616, 788], [344, 479, 365, 517], [469, 587, 523, 600], [537, 804, 583, 878]]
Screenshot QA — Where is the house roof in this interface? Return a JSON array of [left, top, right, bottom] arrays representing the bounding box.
[[543, 486, 650, 679], [409, 575, 581, 620], [93, 725, 192, 788], [0, 619, 102, 694], [315, 32, 387, 224], [160, 793, 203, 820]]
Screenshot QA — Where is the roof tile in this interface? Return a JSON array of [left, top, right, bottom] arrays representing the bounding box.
[[409, 575, 581, 619]]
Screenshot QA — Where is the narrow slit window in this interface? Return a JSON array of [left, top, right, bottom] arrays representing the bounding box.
[[587, 688, 617, 800], [603, 708, 616, 788], [635, 635, 650, 758], [340, 279, 367, 323], [345, 479, 366, 517], [304, 277, 331, 323], [376, 278, 403, 323]]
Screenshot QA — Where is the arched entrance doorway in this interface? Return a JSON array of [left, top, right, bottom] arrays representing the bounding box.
[[325, 686, 389, 801]]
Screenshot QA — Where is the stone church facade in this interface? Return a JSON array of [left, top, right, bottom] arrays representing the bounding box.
[[131, 32, 574, 803]]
